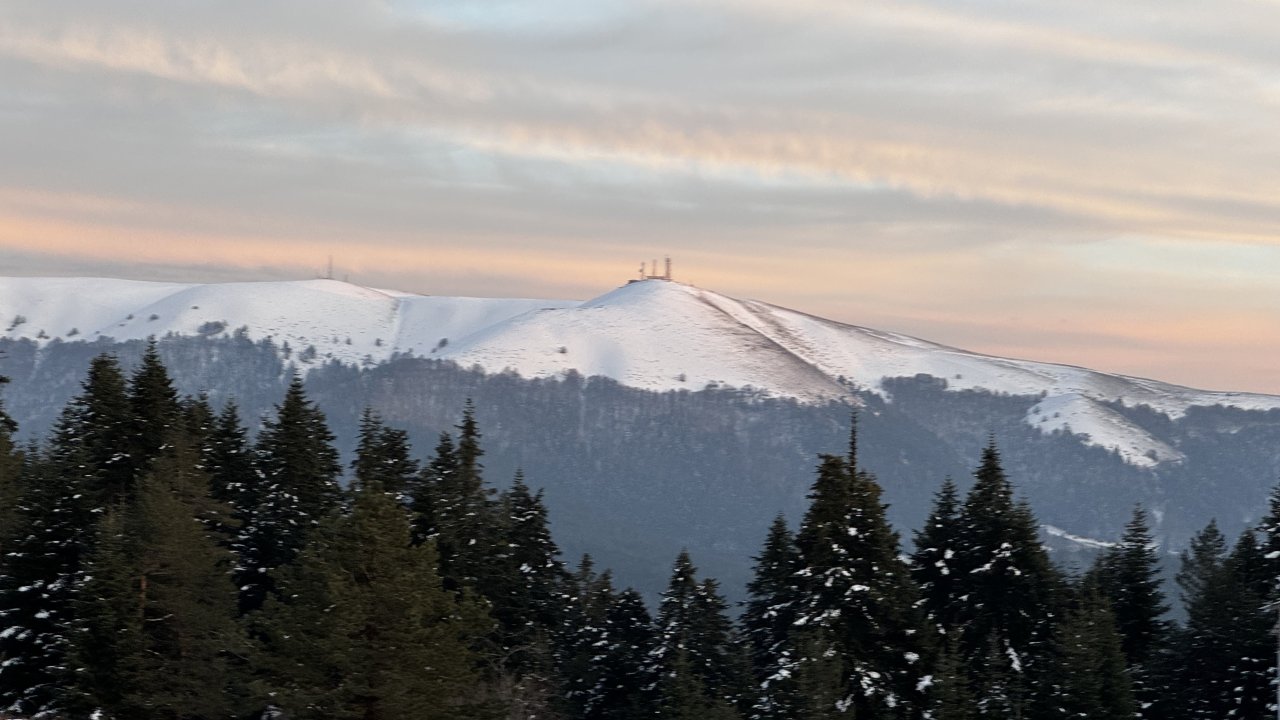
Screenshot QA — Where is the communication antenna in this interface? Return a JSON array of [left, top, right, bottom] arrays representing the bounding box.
[[665, 256, 672, 280], [326, 255, 334, 280]]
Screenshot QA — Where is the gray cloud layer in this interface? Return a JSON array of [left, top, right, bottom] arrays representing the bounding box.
[[2, 0, 1279, 391]]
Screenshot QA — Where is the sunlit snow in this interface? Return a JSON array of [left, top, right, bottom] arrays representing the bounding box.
[[4, 276, 1278, 469]]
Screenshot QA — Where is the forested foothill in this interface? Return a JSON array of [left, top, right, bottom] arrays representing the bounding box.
[[4, 334, 1280, 603], [0, 348, 1276, 719]]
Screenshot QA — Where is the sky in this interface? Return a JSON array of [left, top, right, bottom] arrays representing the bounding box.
[[2, 1, 1280, 394]]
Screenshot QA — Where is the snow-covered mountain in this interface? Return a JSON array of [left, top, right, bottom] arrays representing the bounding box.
[[4, 275, 1279, 468]]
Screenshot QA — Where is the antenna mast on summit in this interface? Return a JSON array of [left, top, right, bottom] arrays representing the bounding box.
[[631, 256, 676, 283], [326, 255, 334, 280]]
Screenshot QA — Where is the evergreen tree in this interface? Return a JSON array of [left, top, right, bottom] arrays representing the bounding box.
[[1257, 482, 1280, 589], [926, 639, 976, 720], [203, 401, 257, 515], [0, 357, 133, 715], [911, 477, 965, 635], [181, 393, 216, 450], [742, 515, 801, 720], [1087, 505, 1171, 716], [68, 436, 246, 720], [949, 441, 1062, 718], [352, 408, 419, 500], [1050, 588, 1136, 720], [237, 375, 344, 613], [596, 588, 659, 720], [0, 381, 24, 551], [253, 480, 494, 720], [64, 353, 134, 506], [124, 340, 183, 483], [437, 401, 499, 593], [0, 449, 95, 717], [790, 451, 928, 718], [1174, 519, 1227, 607], [492, 471, 567, 657], [1173, 528, 1273, 720], [410, 431, 458, 545], [557, 560, 659, 720], [558, 555, 615, 719], [411, 403, 503, 599], [651, 552, 745, 719]]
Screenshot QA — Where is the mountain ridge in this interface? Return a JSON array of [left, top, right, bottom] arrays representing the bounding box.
[[3, 274, 1278, 469]]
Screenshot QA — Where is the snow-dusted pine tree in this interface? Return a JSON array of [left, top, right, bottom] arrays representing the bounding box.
[[253, 478, 493, 719], [351, 408, 420, 500], [911, 477, 964, 636], [651, 551, 746, 719], [742, 514, 802, 720], [67, 435, 246, 720], [789, 448, 928, 719], [236, 374, 344, 613], [1172, 528, 1273, 719], [1086, 505, 1171, 717], [0, 356, 129, 716], [948, 441, 1062, 719]]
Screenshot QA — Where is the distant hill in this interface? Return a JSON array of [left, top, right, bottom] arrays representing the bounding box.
[[2, 275, 1278, 597]]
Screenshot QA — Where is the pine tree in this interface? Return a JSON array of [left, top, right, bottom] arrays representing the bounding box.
[[949, 441, 1062, 718], [410, 431, 458, 545], [253, 480, 495, 720], [651, 552, 745, 719], [1051, 587, 1136, 720], [1174, 519, 1226, 607], [1257, 482, 1280, 588], [926, 638, 976, 720], [438, 400, 499, 592], [352, 408, 420, 501], [181, 393, 216, 450], [63, 506, 142, 717], [0, 379, 23, 550], [65, 353, 134, 506], [0, 449, 96, 716], [1173, 528, 1273, 720], [911, 477, 964, 635], [413, 403, 502, 599], [492, 471, 567, 657], [556, 559, 659, 720], [790, 450, 928, 718], [203, 401, 257, 518], [558, 555, 615, 719], [124, 339, 183, 483], [68, 436, 246, 720], [1167, 520, 1230, 720], [1087, 505, 1171, 716], [0, 356, 139, 714], [742, 514, 802, 720], [237, 375, 344, 613], [596, 588, 659, 720]]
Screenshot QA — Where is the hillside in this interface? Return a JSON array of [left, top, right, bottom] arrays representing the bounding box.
[[3, 275, 1279, 469]]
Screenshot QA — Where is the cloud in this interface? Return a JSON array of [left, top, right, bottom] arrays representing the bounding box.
[[1, 0, 1279, 392]]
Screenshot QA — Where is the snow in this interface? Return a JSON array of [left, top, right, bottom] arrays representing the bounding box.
[[1042, 525, 1116, 551], [4, 275, 1280, 469]]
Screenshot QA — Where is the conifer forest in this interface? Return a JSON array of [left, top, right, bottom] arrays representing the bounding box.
[[1, 347, 1277, 720]]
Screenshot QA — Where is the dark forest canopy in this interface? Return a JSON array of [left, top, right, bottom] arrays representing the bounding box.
[[0, 350, 1276, 719], [4, 334, 1280, 605]]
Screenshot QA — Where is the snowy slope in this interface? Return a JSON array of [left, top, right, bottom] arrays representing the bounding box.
[[0, 277, 574, 367], [3, 276, 1279, 467]]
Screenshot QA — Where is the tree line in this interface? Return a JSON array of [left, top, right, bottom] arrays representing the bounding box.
[[0, 347, 1275, 719]]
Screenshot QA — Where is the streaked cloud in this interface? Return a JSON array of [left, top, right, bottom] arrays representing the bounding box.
[[1, 0, 1278, 392]]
